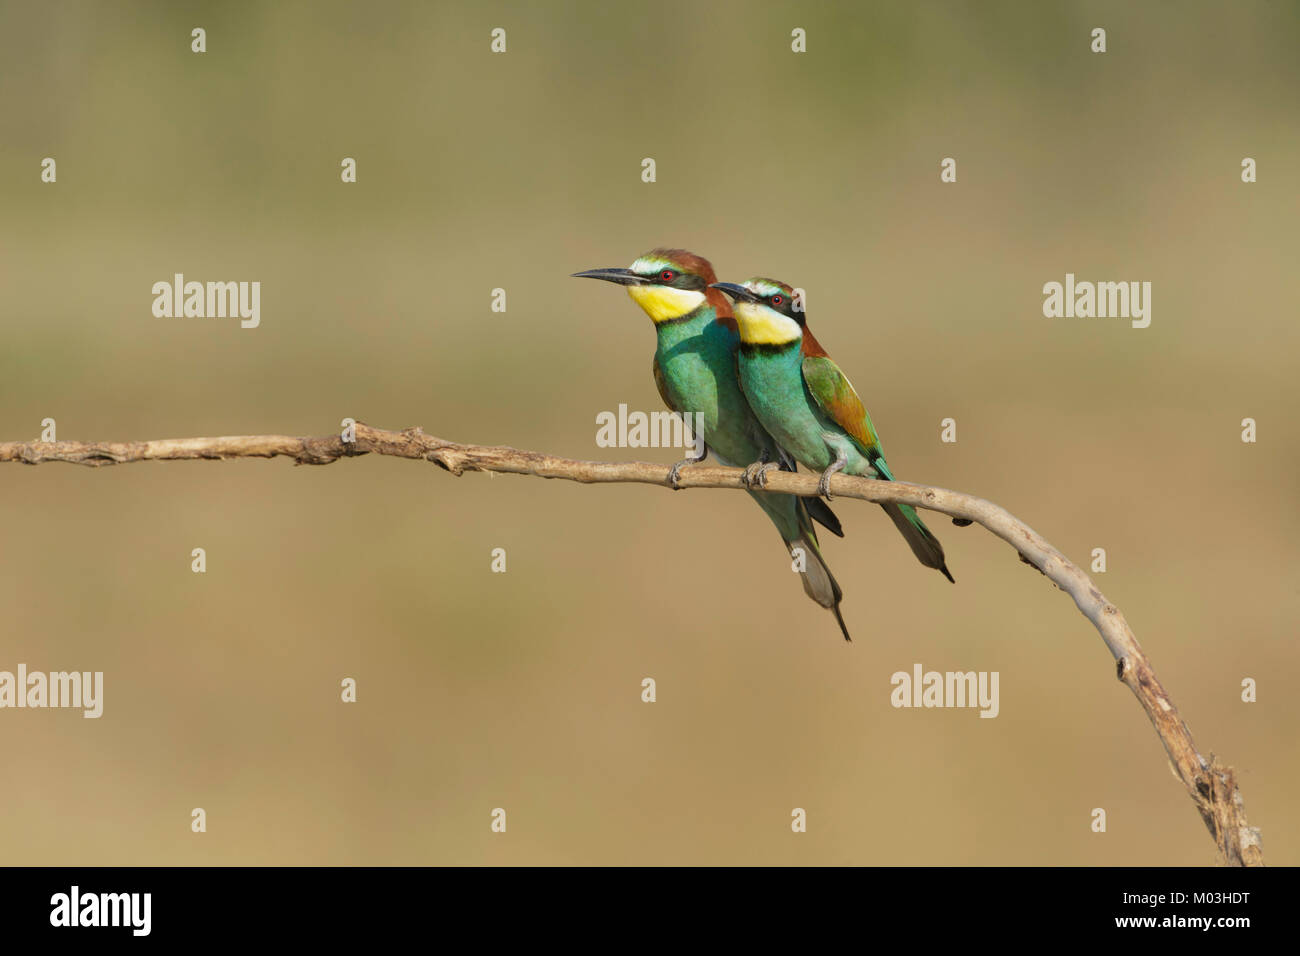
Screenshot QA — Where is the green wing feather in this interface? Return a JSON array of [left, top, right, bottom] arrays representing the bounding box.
[[802, 357, 954, 582], [801, 356, 884, 463]]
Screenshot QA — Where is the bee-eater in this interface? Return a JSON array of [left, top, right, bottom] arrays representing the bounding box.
[[712, 277, 955, 583], [573, 249, 852, 640]]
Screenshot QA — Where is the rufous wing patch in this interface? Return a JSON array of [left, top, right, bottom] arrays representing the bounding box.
[[802, 354, 881, 454]]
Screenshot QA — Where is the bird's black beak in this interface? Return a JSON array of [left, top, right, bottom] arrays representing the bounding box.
[[710, 282, 760, 304], [572, 267, 647, 286]]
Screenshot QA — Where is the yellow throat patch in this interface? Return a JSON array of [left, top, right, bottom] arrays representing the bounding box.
[[734, 301, 802, 346], [627, 284, 706, 323]]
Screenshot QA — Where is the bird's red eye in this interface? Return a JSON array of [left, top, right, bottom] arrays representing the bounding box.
[[771, 294, 784, 306], [660, 270, 675, 281]]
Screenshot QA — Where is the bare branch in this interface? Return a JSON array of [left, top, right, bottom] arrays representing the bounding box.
[[0, 423, 1263, 865]]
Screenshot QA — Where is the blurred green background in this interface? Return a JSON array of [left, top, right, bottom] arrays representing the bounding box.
[[0, 0, 1295, 865]]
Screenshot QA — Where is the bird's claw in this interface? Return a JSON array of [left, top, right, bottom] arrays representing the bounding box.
[[666, 461, 685, 488], [743, 461, 776, 488], [817, 457, 847, 500], [667, 457, 701, 489]]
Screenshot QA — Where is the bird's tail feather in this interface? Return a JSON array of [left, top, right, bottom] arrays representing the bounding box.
[[790, 511, 850, 641], [802, 495, 844, 537], [881, 502, 955, 583], [746, 490, 851, 640]]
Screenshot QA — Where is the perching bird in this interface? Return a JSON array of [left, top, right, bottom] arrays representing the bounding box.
[[573, 249, 852, 639], [712, 277, 954, 583]]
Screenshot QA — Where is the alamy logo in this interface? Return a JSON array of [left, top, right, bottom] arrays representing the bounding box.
[[0, 664, 103, 718], [1042, 273, 1151, 328], [152, 273, 260, 328], [50, 886, 150, 936], [890, 663, 999, 718], [595, 404, 704, 458]]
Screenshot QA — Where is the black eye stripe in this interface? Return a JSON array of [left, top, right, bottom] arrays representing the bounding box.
[[635, 269, 707, 291], [762, 291, 800, 320]]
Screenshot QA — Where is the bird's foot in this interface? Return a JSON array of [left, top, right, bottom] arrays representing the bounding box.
[[817, 458, 847, 500], [952, 517, 973, 527], [743, 460, 777, 489], [666, 457, 700, 489]]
